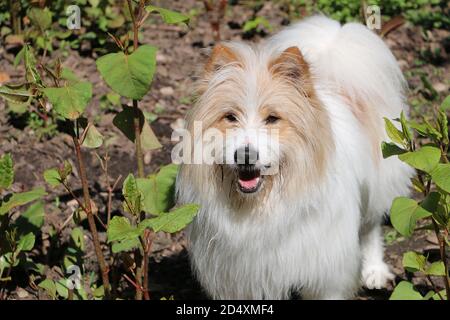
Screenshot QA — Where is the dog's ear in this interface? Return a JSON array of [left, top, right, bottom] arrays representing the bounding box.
[[269, 46, 313, 95], [205, 44, 240, 74]]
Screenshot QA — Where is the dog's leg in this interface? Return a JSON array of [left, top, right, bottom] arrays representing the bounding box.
[[300, 236, 361, 300], [360, 223, 394, 289]]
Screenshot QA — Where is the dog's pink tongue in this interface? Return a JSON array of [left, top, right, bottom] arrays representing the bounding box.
[[239, 177, 259, 190]]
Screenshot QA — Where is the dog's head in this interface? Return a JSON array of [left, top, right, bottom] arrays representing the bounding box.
[[179, 43, 333, 204]]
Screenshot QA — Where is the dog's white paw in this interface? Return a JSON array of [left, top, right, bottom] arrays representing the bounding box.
[[362, 262, 395, 289]]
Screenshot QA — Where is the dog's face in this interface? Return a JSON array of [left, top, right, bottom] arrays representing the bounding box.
[[182, 43, 333, 203]]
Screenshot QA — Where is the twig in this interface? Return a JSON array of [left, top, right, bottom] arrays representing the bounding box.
[[126, 0, 145, 179], [62, 181, 88, 213], [431, 219, 450, 300], [426, 275, 444, 300], [141, 229, 153, 300], [107, 176, 122, 227], [72, 120, 111, 299], [126, 0, 146, 300], [123, 274, 144, 293], [380, 16, 405, 38], [202, 0, 227, 42]]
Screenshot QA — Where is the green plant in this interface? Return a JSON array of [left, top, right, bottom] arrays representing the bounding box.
[[278, 0, 449, 28], [0, 44, 65, 139], [382, 96, 450, 300], [0, 1, 198, 299], [243, 16, 273, 34], [1, 1, 131, 54], [0, 153, 47, 299], [94, 1, 196, 300]]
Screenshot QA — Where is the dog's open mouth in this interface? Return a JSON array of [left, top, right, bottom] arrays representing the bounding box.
[[237, 166, 262, 193]]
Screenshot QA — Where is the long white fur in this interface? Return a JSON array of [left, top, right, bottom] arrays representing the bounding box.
[[176, 16, 414, 299]]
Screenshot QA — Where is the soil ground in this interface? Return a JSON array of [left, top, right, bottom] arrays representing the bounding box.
[[0, 0, 449, 300]]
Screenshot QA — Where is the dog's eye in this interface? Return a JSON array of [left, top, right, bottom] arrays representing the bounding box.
[[265, 115, 280, 124], [225, 113, 238, 122]]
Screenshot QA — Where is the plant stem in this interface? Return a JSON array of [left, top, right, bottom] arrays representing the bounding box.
[[431, 219, 450, 300], [133, 100, 145, 178], [9, 0, 21, 35], [127, 0, 145, 179], [126, 0, 146, 300], [202, 0, 227, 41], [141, 229, 152, 300], [72, 120, 111, 299], [426, 275, 444, 300]]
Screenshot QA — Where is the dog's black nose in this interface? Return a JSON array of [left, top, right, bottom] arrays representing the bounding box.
[[234, 145, 259, 165]]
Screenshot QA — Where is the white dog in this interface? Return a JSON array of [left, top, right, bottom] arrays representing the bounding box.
[[176, 15, 414, 299]]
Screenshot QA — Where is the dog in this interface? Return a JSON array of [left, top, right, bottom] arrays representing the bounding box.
[[175, 15, 414, 299]]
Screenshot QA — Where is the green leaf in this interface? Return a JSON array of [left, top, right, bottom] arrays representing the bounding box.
[[141, 119, 162, 151], [440, 95, 450, 112], [122, 174, 142, 215], [42, 82, 92, 119], [437, 111, 448, 145], [425, 119, 442, 140], [432, 290, 447, 300], [384, 118, 405, 146], [411, 177, 426, 193], [7, 99, 30, 114], [243, 16, 273, 33], [422, 291, 435, 300], [113, 106, 144, 142], [0, 85, 33, 105], [106, 92, 121, 106], [402, 251, 426, 273], [17, 233, 35, 252], [430, 164, 450, 193], [398, 146, 441, 173], [0, 187, 47, 216], [137, 164, 179, 215], [38, 279, 57, 300], [0, 253, 17, 270], [390, 281, 423, 300], [96, 45, 157, 100], [0, 153, 14, 190], [28, 7, 52, 30], [390, 197, 432, 237], [420, 75, 438, 100], [140, 204, 199, 233], [400, 111, 412, 144], [381, 142, 406, 158], [433, 203, 449, 227], [146, 6, 190, 25], [82, 124, 104, 148], [14, 46, 25, 67], [17, 201, 45, 231], [408, 120, 430, 137], [111, 237, 140, 254], [93, 285, 105, 299], [425, 261, 446, 276], [23, 45, 42, 85], [61, 68, 80, 84], [107, 216, 140, 243], [71, 227, 85, 252], [58, 161, 73, 181], [44, 168, 61, 187], [55, 280, 69, 299], [421, 191, 440, 213]]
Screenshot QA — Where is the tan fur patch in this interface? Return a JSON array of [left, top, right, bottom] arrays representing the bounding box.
[[180, 44, 335, 212], [268, 46, 314, 96], [205, 44, 241, 74], [340, 93, 382, 161]]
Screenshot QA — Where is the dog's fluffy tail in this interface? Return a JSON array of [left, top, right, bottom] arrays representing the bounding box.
[[268, 15, 408, 120]]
